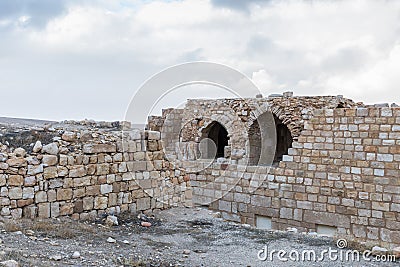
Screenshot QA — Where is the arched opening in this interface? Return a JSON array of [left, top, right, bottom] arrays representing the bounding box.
[[201, 121, 229, 159], [248, 112, 293, 166], [274, 116, 292, 164]]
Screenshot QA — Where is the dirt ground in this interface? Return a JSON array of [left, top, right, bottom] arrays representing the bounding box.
[[0, 207, 398, 267]]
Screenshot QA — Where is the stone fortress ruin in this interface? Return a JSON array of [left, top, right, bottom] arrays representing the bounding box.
[[1, 92, 400, 251]]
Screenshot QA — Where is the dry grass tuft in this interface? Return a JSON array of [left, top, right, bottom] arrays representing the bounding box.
[[1, 216, 98, 240], [2, 219, 22, 233]]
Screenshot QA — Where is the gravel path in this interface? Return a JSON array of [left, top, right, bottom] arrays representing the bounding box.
[[0, 207, 398, 266]]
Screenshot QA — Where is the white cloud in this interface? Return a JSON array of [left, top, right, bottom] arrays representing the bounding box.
[[323, 44, 400, 104], [252, 69, 275, 93], [0, 0, 400, 121]]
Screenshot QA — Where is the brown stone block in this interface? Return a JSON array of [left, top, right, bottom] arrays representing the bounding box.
[[42, 155, 58, 166], [73, 188, 86, 198], [43, 166, 58, 179], [108, 193, 118, 206], [17, 199, 33, 207], [6, 158, 27, 167], [38, 203, 50, 218], [335, 206, 347, 214], [96, 163, 110, 175], [98, 175, 107, 184], [8, 175, 23, 186], [86, 164, 96, 175], [74, 199, 84, 213], [57, 188, 73, 201], [94, 196, 108, 209], [60, 203, 74, 215], [69, 165, 87, 178], [112, 182, 121, 193], [86, 185, 100, 196], [83, 197, 94, 210]]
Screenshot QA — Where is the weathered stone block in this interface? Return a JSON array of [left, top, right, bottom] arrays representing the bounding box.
[[136, 197, 151, 211], [57, 189, 73, 201], [96, 163, 110, 175], [100, 184, 113, 194], [10, 208, 22, 219], [73, 176, 91, 187], [41, 143, 59, 155], [83, 197, 94, 210], [147, 131, 160, 140], [61, 131, 77, 142], [8, 175, 23, 186], [133, 152, 145, 161], [147, 140, 159, 151], [48, 190, 57, 202], [128, 161, 147, 171], [69, 166, 87, 178], [23, 206, 37, 219], [73, 188, 85, 198], [9, 188, 22, 199], [377, 154, 393, 162], [38, 203, 50, 218], [303, 210, 350, 228], [1, 207, 10, 216], [35, 191, 47, 203], [0, 162, 8, 170], [6, 158, 27, 167], [74, 199, 84, 213], [60, 203, 74, 215], [218, 200, 231, 212], [0, 174, 5, 186], [56, 166, 68, 177], [42, 155, 58, 166], [50, 202, 60, 217], [94, 196, 108, 210], [27, 164, 43, 175], [108, 193, 118, 206], [22, 187, 34, 199], [43, 166, 58, 179], [86, 185, 100, 196], [83, 144, 116, 154], [17, 199, 33, 208]]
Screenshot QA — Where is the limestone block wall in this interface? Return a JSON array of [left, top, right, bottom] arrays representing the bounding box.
[[148, 96, 360, 164], [0, 126, 191, 220], [191, 107, 400, 248]]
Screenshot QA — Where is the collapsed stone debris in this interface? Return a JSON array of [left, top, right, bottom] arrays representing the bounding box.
[[0, 121, 191, 221]]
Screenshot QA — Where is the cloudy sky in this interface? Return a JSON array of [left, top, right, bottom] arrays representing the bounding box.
[[1, 0, 400, 122]]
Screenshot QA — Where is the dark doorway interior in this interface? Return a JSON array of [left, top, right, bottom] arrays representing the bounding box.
[[206, 122, 229, 158], [274, 116, 293, 163]]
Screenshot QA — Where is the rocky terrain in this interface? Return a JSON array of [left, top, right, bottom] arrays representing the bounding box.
[[0, 207, 398, 267]]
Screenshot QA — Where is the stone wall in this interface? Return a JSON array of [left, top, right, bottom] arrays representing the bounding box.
[[190, 107, 400, 249], [0, 124, 191, 220], [147, 95, 361, 165], [2, 94, 399, 250]]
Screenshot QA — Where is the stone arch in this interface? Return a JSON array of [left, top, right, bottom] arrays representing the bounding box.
[[268, 105, 300, 139], [247, 106, 293, 166]]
